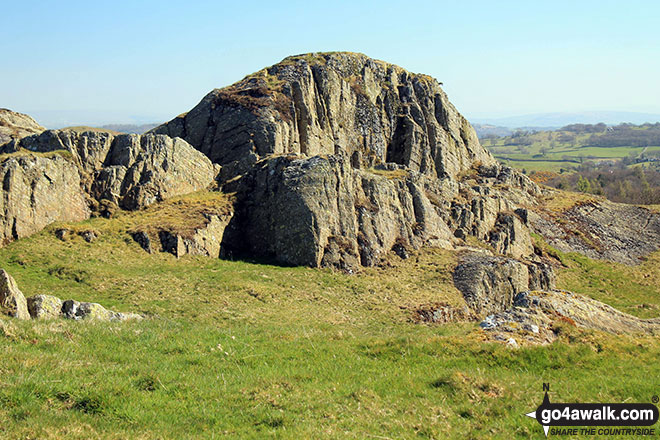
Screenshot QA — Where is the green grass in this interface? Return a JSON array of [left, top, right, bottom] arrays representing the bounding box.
[[1, 210, 660, 438]]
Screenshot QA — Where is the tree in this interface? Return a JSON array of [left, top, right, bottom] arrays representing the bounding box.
[[576, 175, 591, 193]]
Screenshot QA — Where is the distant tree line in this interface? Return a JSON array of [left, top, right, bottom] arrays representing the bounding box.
[[542, 162, 660, 205]]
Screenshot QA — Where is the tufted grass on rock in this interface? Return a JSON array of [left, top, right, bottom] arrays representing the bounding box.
[[0, 206, 659, 438]]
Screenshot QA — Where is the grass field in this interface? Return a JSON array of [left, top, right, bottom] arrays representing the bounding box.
[[1, 210, 660, 439]]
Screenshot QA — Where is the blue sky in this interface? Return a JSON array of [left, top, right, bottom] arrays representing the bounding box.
[[1, 0, 659, 126]]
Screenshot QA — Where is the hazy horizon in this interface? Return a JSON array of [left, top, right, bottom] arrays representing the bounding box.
[[3, 1, 660, 128]]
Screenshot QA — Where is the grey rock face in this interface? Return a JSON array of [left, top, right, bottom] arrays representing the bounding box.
[[452, 253, 555, 317], [27, 294, 63, 319], [0, 155, 90, 244], [225, 154, 455, 268], [0, 269, 30, 319], [154, 52, 495, 181], [18, 131, 217, 210]]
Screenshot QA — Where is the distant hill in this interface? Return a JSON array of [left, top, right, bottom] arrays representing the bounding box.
[[100, 123, 159, 134], [472, 124, 512, 138], [473, 111, 660, 128]]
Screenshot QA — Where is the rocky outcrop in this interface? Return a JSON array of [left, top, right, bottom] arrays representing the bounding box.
[[17, 130, 217, 210], [531, 199, 660, 265], [0, 109, 44, 146], [154, 52, 495, 181], [150, 53, 544, 268], [481, 290, 660, 345], [452, 253, 555, 316], [0, 269, 29, 319], [224, 153, 456, 268], [0, 154, 90, 244]]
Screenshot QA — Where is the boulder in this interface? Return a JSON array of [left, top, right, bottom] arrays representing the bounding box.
[[61, 299, 142, 322], [27, 294, 63, 319], [0, 269, 29, 319], [62, 300, 112, 321]]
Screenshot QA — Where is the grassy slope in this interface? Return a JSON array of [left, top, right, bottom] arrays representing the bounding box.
[[0, 209, 659, 439]]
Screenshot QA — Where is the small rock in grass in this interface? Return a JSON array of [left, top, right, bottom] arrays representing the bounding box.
[[27, 294, 63, 319], [0, 269, 29, 320]]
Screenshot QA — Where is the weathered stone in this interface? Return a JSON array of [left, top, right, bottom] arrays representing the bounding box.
[[27, 294, 63, 319], [0, 155, 90, 245], [452, 253, 530, 316], [18, 131, 217, 210], [131, 231, 152, 253], [0, 269, 29, 319], [153, 52, 495, 182], [225, 154, 454, 268], [80, 230, 98, 243], [62, 300, 113, 321], [481, 289, 660, 345], [55, 228, 71, 241], [61, 299, 81, 319], [91, 134, 217, 210], [488, 212, 534, 258], [154, 213, 233, 258]]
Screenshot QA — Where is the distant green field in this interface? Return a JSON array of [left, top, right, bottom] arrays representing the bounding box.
[[482, 126, 660, 173]]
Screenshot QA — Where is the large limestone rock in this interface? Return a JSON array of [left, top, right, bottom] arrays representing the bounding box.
[[0, 154, 90, 244], [154, 52, 495, 181], [17, 131, 217, 210], [0, 269, 29, 319], [0, 109, 44, 146], [90, 134, 217, 210]]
